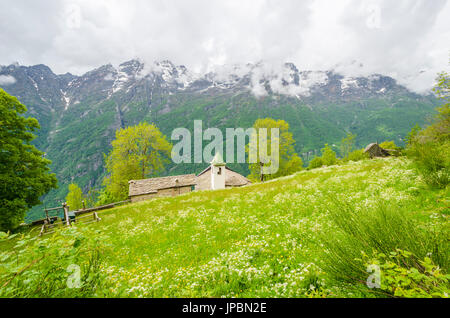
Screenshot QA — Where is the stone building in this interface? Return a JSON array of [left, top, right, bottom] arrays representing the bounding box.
[[128, 153, 251, 202], [364, 143, 391, 158], [195, 153, 251, 191], [128, 174, 196, 203]]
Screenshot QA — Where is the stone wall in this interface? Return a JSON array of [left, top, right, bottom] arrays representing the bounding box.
[[196, 171, 211, 191], [130, 185, 193, 203]]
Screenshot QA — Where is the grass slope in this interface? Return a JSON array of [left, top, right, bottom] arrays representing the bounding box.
[[1, 158, 448, 297]]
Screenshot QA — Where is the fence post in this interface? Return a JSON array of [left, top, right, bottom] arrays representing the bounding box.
[[39, 223, 45, 237], [260, 161, 265, 182], [45, 208, 49, 223], [63, 202, 70, 226]]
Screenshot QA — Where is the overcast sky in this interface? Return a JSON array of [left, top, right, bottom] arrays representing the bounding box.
[[0, 0, 449, 93]]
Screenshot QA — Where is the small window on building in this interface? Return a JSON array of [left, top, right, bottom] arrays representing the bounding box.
[[191, 185, 195, 191], [218, 167, 222, 175]]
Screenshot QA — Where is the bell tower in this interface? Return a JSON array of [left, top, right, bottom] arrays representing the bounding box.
[[211, 153, 226, 190]]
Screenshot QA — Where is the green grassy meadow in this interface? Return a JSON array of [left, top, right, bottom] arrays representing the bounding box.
[[1, 157, 448, 297]]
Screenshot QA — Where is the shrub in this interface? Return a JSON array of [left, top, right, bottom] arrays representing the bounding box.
[[320, 198, 449, 297], [379, 141, 403, 157], [406, 140, 450, 188], [308, 157, 324, 169], [379, 141, 398, 150], [321, 144, 337, 166], [308, 144, 338, 169], [362, 250, 449, 298], [347, 149, 370, 162]]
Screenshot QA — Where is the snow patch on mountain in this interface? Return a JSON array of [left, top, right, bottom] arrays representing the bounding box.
[[28, 76, 39, 90], [111, 71, 129, 93], [340, 77, 359, 91], [60, 89, 70, 110], [103, 73, 115, 81]]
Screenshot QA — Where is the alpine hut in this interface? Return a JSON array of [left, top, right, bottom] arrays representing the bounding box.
[[128, 174, 197, 203], [364, 143, 391, 158]]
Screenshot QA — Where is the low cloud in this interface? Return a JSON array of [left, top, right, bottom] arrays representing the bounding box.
[[0, 0, 448, 93], [0, 75, 16, 86]]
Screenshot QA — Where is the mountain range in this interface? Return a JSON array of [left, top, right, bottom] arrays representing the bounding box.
[[0, 59, 439, 221]]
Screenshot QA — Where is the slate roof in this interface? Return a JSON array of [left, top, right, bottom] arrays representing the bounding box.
[[196, 166, 251, 186], [128, 174, 197, 197]]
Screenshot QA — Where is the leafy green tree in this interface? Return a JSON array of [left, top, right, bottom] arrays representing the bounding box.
[[425, 71, 450, 142], [103, 122, 172, 201], [406, 71, 450, 188], [247, 118, 303, 181], [406, 124, 422, 147], [340, 132, 356, 159], [84, 188, 100, 209], [66, 183, 83, 211], [321, 144, 337, 166], [95, 188, 116, 206], [0, 89, 57, 231]]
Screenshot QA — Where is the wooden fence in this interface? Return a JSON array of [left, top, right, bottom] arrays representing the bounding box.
[[37, 199, 130, 236]]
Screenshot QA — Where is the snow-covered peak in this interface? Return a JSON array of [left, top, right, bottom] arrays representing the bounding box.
[[149, 60, 198, 89], [243, 63, 330, 97], [340, 77, 359, 92], [57, 59, 406, 99], [118, 59, 144, 76]]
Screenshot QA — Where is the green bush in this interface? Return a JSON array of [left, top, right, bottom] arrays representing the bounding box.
[[320, 198, 449, 297], [307, 144, 339, 170], [379, 141, 403, 157], [321, 144, 337, 166], [362, 249, 449, 298], [308, 157, 324, 169], [347, 149, 370, 162], [406, 140, 450, 188]]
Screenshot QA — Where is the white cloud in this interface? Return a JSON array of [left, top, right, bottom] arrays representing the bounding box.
[[0, 0, 449, 93], [0, 75, 16, 85], [103, 73, 115, 81]]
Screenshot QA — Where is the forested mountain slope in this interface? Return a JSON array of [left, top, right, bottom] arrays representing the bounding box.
[[0, 60, 438, 220]]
